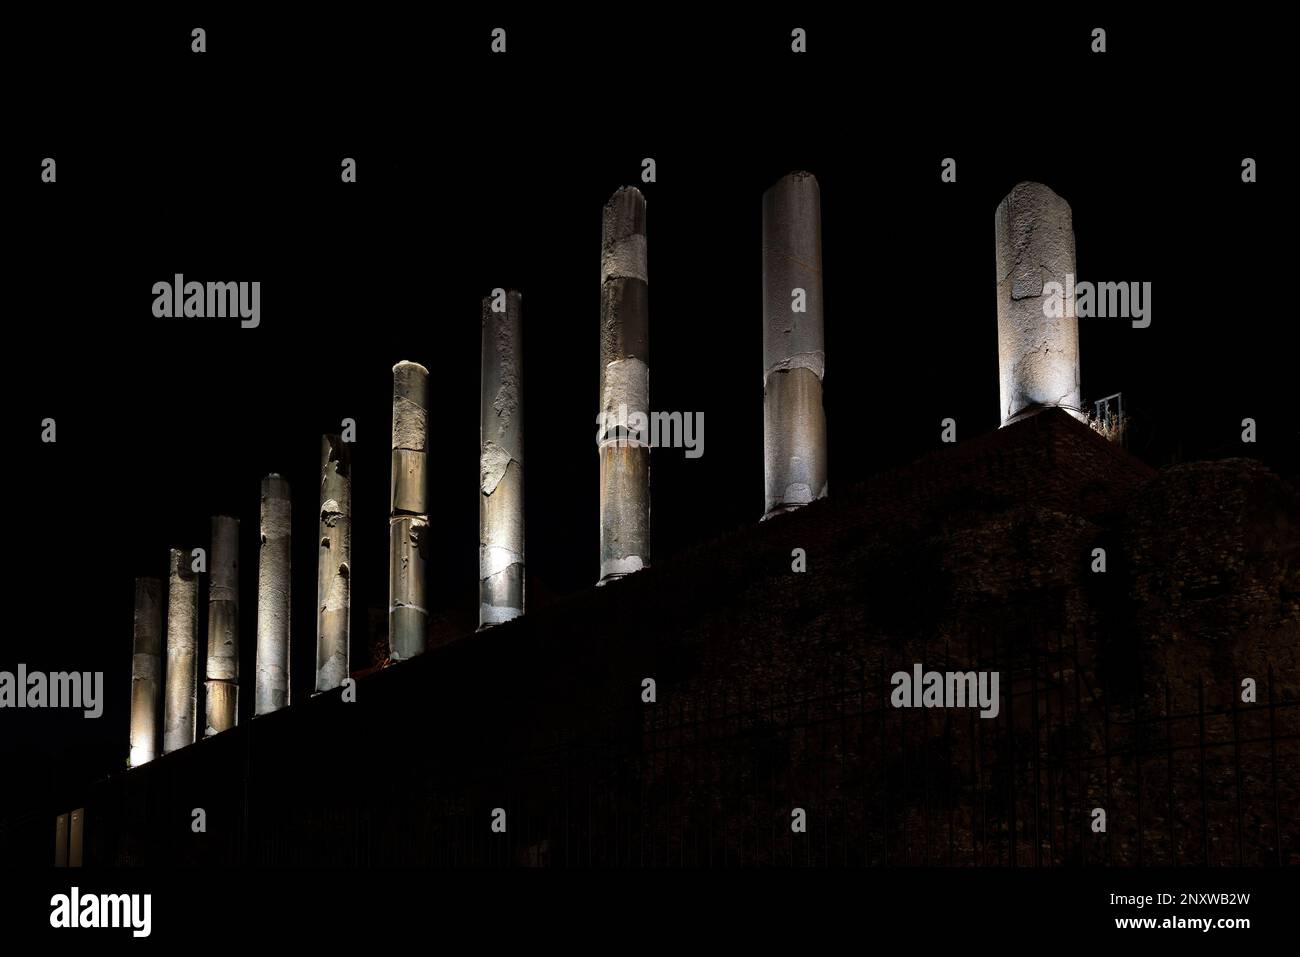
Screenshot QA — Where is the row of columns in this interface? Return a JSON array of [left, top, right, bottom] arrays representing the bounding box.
[[127, 445, 353, 765], [130, 177, 1078, 766]]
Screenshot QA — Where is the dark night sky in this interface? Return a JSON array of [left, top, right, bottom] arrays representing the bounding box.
[[3, 12, 1291, 827]]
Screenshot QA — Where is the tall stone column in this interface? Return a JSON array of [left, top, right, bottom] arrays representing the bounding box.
[[129, 576, 163, 767], [995, 181, 1082, 426], [163, 548, 198, 753], [598, 186, 650, 583], [480, 290, 525, 626], [389, 361, 429, 660], [255, 475, 292, 715], [205, 515, 239, 735], [762, 171, 828, 518], [316, 434, 351, 690]]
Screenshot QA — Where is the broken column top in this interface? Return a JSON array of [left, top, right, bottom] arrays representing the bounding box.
[[994, 181, 1074, 285], [260, 475, 292, 537], [602, 187, 646, 238], [481, 292, 523, 466], [769, 169, 818, 189], [392, 360, 429, 453], [322, 432, 351, 476], [169, 547, 196, 581], [762, 170, 822, 240], [602, 187, 647, 285], [762, 170, 824, 384], [393, 359, 429, 378], [484, 288, 523, 306]]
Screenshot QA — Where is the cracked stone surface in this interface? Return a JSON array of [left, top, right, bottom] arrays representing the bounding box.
[[994, 181, 1082, 426], [316, 434, 351, 692], [390, 361, 429, 660], [599, 187, 651, 582], [389, 516, 428, 660], [391, 361, 429, 452], [256, 474, 292, 715], [599, 357, 650, 439], [480, 291, 525, 627], [762, 172, 828, 517], [163, 548, 198, 753]]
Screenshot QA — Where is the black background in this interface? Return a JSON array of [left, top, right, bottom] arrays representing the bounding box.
[[2, 5, 1293, 919]]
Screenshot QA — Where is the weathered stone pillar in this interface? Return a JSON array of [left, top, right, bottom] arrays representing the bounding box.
[[763, 171, 828, 518], [598, 187, 650, 583], [53, 813, 68, 866], [129, 576, 163, 767], [995, 181, 1082, 426], [255, 475, 292, 715], [68, 808, 84, 867], [480, 290, 525, 626], [205, 516, 239, 735], [389, 361, 429, 659], [316, 435, 351, 690], [163, 548, 198, 753]]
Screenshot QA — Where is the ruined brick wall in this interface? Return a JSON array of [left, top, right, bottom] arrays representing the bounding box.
[[82, 411, 1297, 866]]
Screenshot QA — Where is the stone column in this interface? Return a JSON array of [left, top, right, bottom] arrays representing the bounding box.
[[389, 361, 429, 659], [163, 548, 198, 753], [598, 186, 650, 583], [255, 475, 292, 715], [205, 516, 239, 735], [994, 181, 1082, 426], [316, 434, 351, 690], [480, 290, 525, 626], [129, 576, 163, 767], [68, 808, 84, 867], [762, 171, 828, 518], [54, 813, 68, 866]]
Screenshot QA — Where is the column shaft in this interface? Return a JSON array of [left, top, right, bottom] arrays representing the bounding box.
[[389, 361, 429, 659], [994, 181, 1082, 426], [255, 475, 291, 714], [316, 434, 351, 690], [129, 576, 163, 766], [598, 187, 650, 582], [762, 171, 828, 518], [163, 548, 198, 753], [480, 290, 525, 626], [205, 515, 239, 734]]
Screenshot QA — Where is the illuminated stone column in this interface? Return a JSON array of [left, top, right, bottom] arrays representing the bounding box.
[[255, 475, 292, 715], [129, 576, 163, 767], [205, 515, 239, 735], [995, 181, 1082, 426], [163, 548, 198, 753], [480, 290, 525, 626], [316, 434, 351, 690], [389, 361, 429, 660], [598, 186, 650, 583], [763, 171, 828, 518]]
